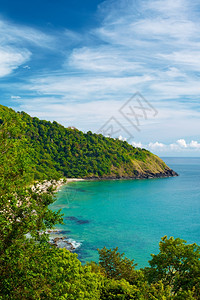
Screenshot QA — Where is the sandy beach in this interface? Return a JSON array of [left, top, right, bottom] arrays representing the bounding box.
[[33, 178, 85, 193]]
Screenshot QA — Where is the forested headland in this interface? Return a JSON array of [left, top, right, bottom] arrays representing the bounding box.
[[0, 105, 177, 181]]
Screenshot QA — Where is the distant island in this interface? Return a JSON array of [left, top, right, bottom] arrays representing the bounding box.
[[0, 104, 177, 182]]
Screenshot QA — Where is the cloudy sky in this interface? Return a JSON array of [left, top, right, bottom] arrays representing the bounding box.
[[0, 0, 200, 156]]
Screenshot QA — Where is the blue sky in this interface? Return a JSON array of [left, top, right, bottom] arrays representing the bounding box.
[[0, 0, 200, 156]]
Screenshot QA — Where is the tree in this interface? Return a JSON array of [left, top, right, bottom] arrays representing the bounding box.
[[144, 236, 200, 296], [0, 106, 62, 256], [98, 247, 141, 285], [0, 106, 65, 299], [100, 278, 139, 300], [0, 241, 102, 300]]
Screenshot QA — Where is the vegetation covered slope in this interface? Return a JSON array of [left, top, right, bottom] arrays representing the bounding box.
[[0, 105, 177, 181]]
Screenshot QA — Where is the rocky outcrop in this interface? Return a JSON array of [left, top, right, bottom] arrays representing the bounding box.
[[84, 168, 178, 180]]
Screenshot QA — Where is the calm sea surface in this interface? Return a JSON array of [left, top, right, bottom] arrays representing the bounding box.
[[51, 157, 200, 268]]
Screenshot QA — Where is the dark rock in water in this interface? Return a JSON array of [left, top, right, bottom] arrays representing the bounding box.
[[47, 229, 60, 234], [59, 230, 71, 234], [63, 240, 76, 250], [76, 220, 90, 224], [53, 237, 59, 243], [53, 237, 64, 243], [64, 216, 79, 221], [50, 237, 76, 251], [65, 216, 90, 225]]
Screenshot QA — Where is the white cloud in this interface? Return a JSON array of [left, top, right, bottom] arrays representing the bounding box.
[[148, 142, 166, 150], [23, 65, 30, 70], [11, 95, 21, 99], [145, 0, 189, 17], [0, 19, 55, 49], [0, 17, 58, 78], [96, 0, 199, 48], [132, 141, 143, 148], [128, 139, 200, 155], [26, 74, 153, 99], [68, 46, 144, 74], [177, 139, 187, 148], [0, 47, 31, 77], [118, 135, 127, 141], [134, 19, 197, 42], [164, 67, 186, 78], [159, 51, 200, 71], [189, 140, 200, 149], [147, 139, 200, 153], [150, 80, 200, 98]]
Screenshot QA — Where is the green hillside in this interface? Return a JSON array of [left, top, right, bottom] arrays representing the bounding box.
[[0, 104, 177, 181]]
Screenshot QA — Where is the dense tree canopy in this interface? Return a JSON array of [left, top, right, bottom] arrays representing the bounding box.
[[0, 105, 62, 256], [144, 236, 200, 297], [0, 104, 176, 181]]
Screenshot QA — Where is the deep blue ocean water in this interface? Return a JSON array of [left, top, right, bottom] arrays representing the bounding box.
[[51, 157, 200, 268]]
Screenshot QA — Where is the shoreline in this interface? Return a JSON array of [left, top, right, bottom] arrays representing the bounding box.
[[33, 178, 85, 193], [56, 178, 85, 192], [33, 168, 178, 194], [47, 229, 81, 252]]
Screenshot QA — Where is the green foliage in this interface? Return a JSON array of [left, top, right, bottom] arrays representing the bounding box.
[[95, 242, 200, 299], [0, 242, 102, 300], [0, 104, 173, 181], [144, 236, 200, 297], [0, 105, 65, 298], [100, 278, 140, 300], [143, 281, 172, 300], [0, 105, 31, 194], [98, 247, 139, 284], [0, 105, 63, 256]]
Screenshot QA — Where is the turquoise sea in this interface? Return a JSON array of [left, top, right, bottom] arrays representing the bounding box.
[[51, 157, 200, 268]]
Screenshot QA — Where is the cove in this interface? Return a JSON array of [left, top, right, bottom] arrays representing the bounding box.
[[50, 157, 200, 268]]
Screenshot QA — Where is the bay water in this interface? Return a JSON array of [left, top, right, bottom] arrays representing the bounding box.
[[51, 157, 200, 268]]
